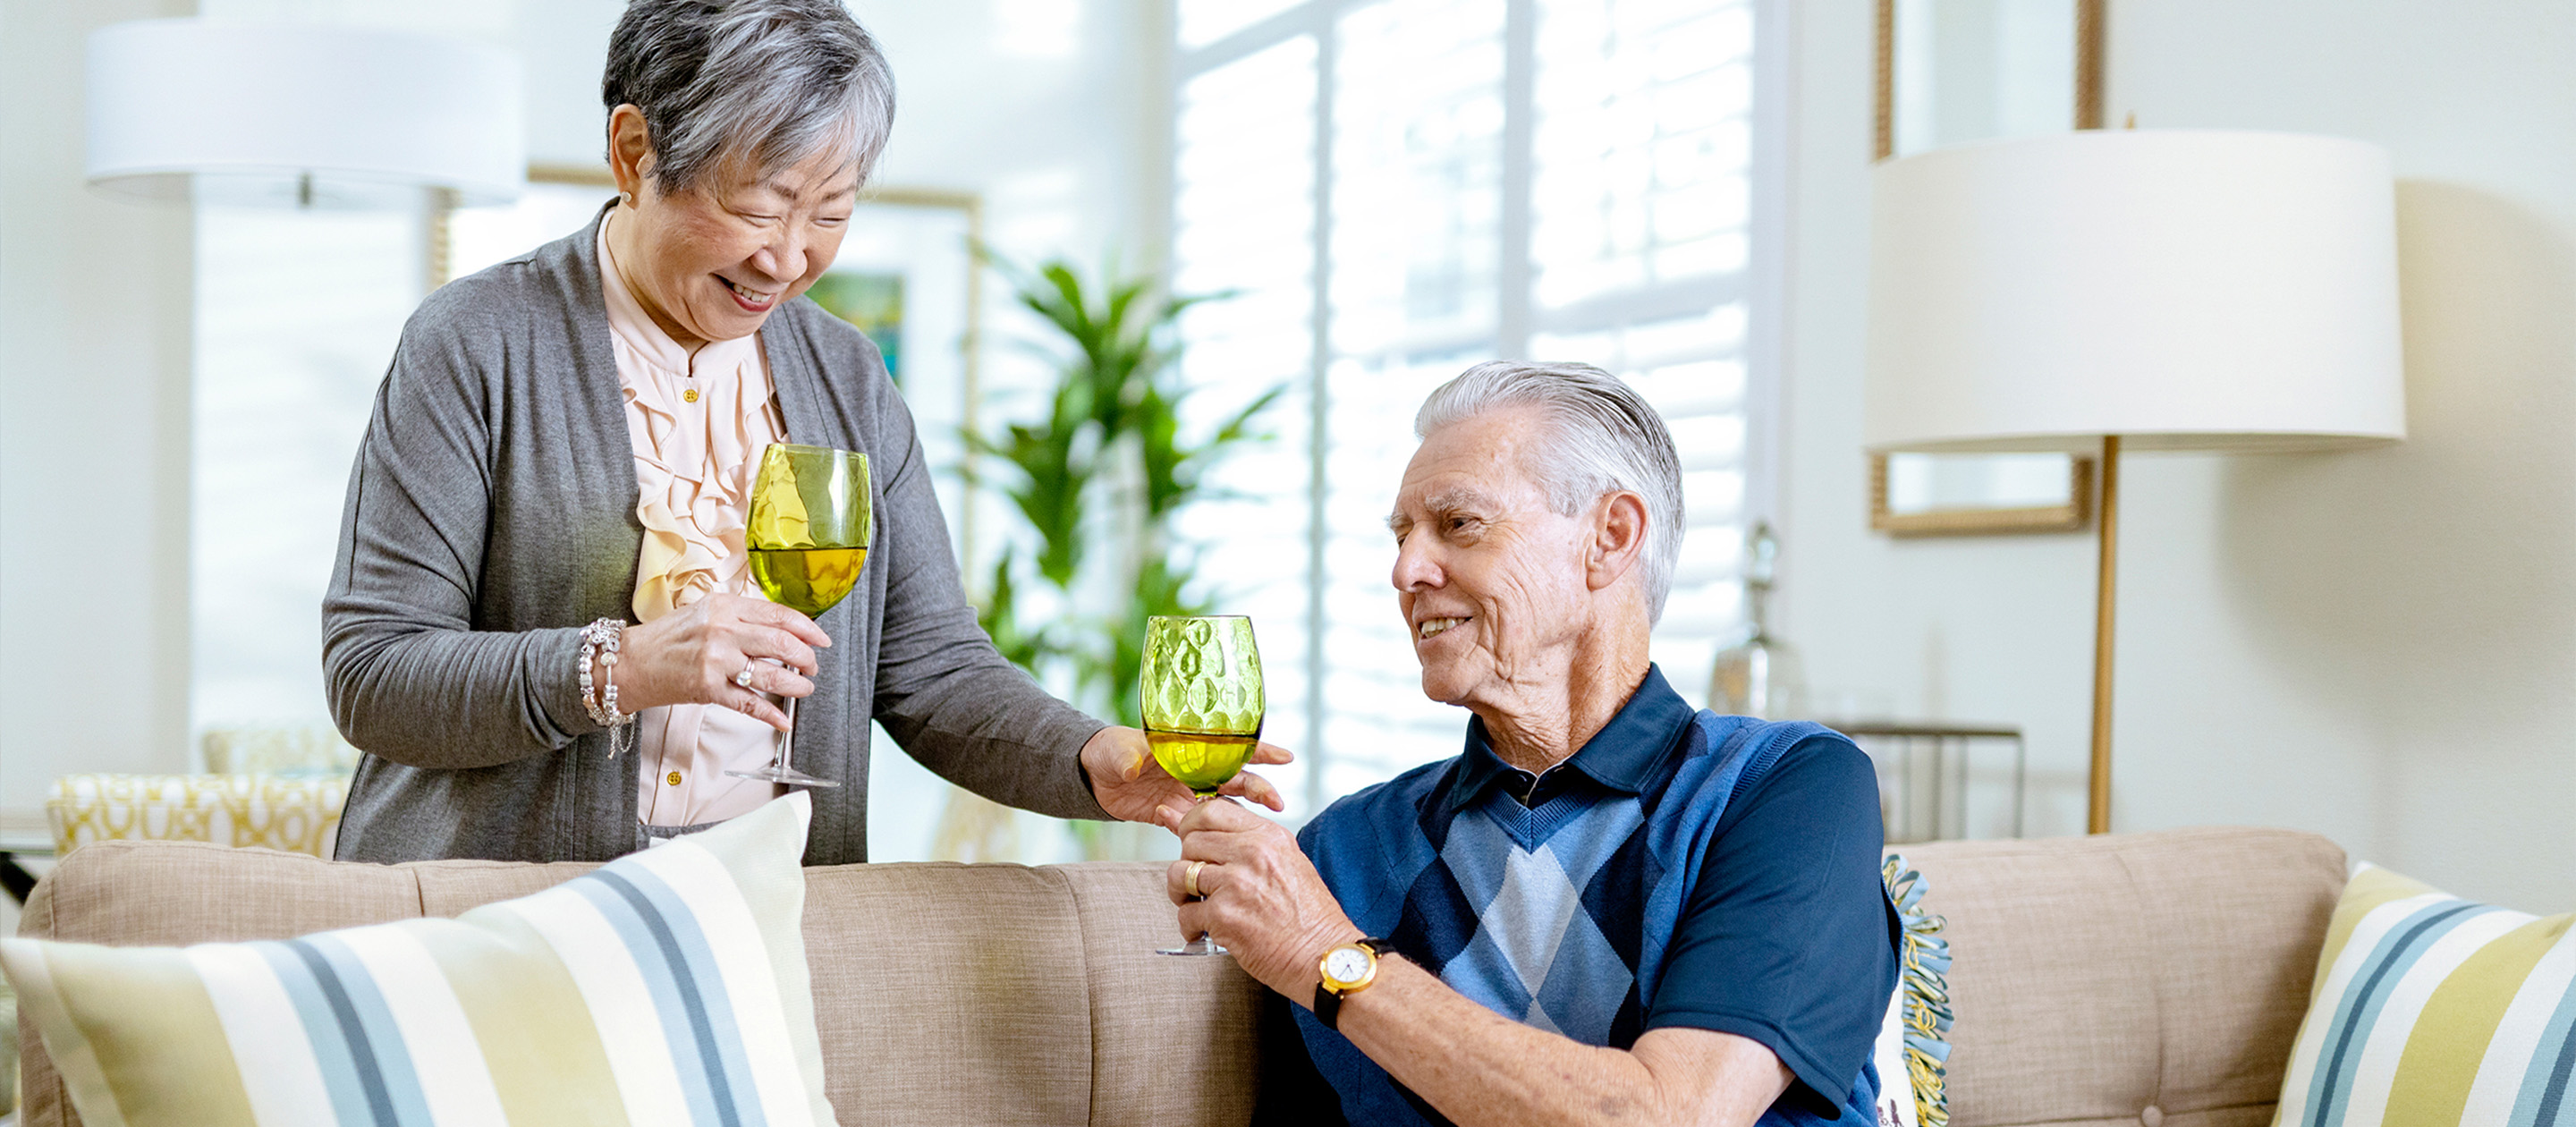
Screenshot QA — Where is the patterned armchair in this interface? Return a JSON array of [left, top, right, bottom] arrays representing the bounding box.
[[45, 773, 348, 858]]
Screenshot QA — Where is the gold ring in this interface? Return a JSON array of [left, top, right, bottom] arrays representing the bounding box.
[[1184, 860, 1208, 898]]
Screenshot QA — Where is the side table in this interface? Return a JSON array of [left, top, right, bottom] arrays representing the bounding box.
[[1825, 720, 2026, 843]]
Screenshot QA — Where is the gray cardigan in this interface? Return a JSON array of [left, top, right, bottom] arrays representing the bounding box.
[[323, 210, 1109, 865]]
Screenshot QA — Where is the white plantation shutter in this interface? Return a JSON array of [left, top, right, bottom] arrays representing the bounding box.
[[1174, 36, 1320, 792], [1172, 0, 1774, 818]]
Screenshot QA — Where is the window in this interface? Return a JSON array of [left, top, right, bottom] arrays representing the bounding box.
[[188, 185, 613, 750], [191, 205, 425, 744], [1172, 0, 1780, 816]]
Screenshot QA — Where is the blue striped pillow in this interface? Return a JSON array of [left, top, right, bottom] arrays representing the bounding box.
[[2275, 863, 2575, 1127], [2, 792, 833, 1127]]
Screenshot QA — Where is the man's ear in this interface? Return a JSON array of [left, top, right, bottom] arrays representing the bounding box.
[[1586, 490, 1649, 593]]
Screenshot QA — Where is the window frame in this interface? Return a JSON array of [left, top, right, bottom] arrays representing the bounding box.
[[1165, 0, 1792, 813]]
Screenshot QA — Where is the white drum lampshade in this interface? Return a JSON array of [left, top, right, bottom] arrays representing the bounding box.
[[1860, 129, 2405, 835], [1865, 130, 2405, 454], [86, 19, 524, 208]]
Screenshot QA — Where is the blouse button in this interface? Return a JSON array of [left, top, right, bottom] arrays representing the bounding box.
[[666, 771, 683, 786], [683, 388, 700, 403]]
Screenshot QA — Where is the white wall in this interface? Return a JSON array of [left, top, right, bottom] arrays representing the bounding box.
[[0, 0, 199, 841], [861, 0, 1169, 261], [1777, 0, 2576, 912]]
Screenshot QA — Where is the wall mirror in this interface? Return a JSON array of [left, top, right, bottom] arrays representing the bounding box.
[[1871, 451, 2091, 536], [1868, 0, 2101, 536]]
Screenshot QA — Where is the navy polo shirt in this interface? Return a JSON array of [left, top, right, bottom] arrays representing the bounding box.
[[1258, 665, 1899, 1125]]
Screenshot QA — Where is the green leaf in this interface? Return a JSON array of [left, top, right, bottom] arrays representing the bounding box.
[[965, 250, 1282, 737]]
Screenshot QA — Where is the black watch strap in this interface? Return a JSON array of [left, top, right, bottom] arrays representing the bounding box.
[[1313, 937, 1389, 1032]]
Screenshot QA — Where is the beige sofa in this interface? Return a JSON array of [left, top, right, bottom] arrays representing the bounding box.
[[14, 825, 2344, 1127]]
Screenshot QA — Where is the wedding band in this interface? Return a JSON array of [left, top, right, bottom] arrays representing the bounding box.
[[1184, 860, 1208, 898], [733, 662, 758, 688]]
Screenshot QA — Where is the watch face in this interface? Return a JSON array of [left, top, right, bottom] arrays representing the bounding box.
[[1325, 947, 1371, 983]]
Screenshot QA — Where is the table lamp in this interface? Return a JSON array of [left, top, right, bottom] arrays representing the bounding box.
[[1864, 129, 2405, 834], [87, 19, 522, 284], [87, 19, 521, 208]]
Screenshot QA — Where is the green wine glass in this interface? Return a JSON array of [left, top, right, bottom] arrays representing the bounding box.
[[726, 442, 869, 789], [1144, 614, 1264, 956]]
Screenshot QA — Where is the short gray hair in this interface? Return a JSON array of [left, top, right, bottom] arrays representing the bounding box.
[[1415, 360, 1686, 622], [603, 0, 897, 195]]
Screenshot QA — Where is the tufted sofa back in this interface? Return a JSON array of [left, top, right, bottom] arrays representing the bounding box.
[[15, 825, 2345, 1127], [1898, 826, 2347, 1127]]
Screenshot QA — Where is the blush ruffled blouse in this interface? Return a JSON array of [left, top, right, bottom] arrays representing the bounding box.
[[598, 216, 788, 826]]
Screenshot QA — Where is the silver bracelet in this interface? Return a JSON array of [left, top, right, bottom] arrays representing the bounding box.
[[579, 617, 636, 756]]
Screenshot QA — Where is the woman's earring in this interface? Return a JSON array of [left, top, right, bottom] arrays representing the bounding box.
[[618, 191, 635, 208]]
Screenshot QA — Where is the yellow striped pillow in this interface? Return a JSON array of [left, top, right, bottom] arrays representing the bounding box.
[[0, 792, 832, 1127], [2274, 864, 2576, 1127]]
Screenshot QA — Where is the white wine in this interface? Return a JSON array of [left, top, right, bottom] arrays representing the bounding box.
[[750, 546, 867, 617], [1148, 730, 1259, 797]]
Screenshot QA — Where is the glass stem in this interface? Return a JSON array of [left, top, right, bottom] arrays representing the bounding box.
[[1187, 792, 1215, 940], [779, 694, 799, 773]]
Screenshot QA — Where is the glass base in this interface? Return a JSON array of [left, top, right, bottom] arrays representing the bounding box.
[[725, 766, 843, 788], [1156, 935, 1227, 957]]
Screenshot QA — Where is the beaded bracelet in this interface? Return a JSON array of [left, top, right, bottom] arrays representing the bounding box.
[[578, 617, 637, 757]]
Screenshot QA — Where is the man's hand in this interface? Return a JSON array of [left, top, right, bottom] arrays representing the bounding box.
[[1164, 798, 1360, 998], [1080, 726, 1292, 828]]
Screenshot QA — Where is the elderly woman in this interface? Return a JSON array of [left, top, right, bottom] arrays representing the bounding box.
[[324, 0, 1280, 865]]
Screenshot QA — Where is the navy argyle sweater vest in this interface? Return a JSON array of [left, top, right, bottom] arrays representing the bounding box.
[[1292, 712, 1877, 1126]]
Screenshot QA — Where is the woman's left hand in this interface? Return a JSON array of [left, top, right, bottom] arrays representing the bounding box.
[[1079, 726, 1292, 828]]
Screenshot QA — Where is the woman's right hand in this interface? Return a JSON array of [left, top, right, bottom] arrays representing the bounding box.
[[608, 594, 830, 731]]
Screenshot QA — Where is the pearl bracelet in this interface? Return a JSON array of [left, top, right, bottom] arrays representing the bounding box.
[[579, 617, 636, 756]]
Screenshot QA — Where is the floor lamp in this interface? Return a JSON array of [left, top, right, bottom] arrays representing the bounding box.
[[1862, 130, 2407, 835]]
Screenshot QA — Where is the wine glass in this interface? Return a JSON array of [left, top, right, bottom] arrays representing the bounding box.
[[726, 442, 870, 789], [1143, 614, 1264, 956]]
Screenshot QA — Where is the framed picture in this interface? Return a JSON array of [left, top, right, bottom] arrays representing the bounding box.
[[1868, 0, 2102, 536], [801, 187, 983, 562], [1875, 0, 2101, 162]]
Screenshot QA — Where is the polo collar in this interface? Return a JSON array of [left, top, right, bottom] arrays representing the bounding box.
[[1436, 664, 1694, 818]]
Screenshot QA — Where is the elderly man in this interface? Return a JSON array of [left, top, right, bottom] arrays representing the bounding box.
[[1166, 361, 1897, 1126]]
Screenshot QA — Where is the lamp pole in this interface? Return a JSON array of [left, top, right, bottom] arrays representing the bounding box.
[[2088, 434, 2121, 834]]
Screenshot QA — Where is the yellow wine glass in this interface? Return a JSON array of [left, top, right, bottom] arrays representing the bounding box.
[[1143, 614, 1263, 956], [727, 442, 869, 789]]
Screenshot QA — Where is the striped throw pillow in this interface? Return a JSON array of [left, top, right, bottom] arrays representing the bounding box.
[[2275, 863, 2576, 1127], [1, 792, 832, 1127]]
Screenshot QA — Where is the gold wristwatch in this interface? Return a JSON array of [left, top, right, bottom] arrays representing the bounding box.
[[1314, 937, 1389, 1031]]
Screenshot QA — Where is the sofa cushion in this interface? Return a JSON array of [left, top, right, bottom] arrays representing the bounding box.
[[1064, 863, 1261, 1127], [804, 860, 1096, 1125], [2273, 864, 2576, 1127], [5, 793, 835, 1127], [1899, 826, 2345, 1127]]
